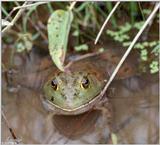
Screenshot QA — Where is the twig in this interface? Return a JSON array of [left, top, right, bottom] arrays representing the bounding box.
[[2, 19, 13, 27], [94, 1, 120, 44], [64, 51, 102, 70], [97, 2, 160, 100], [2, 110, 18, 142], [13, 2, 48, 11], [2, 2, 27, 34], [2, 4, 21, 31], [69, 1, 77, 11]]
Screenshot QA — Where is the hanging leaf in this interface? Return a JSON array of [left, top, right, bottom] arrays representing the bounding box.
[[47, 10, 73, 71]]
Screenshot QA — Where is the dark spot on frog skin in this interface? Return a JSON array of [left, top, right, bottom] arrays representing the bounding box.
[[60, 92, 67, 100], [56, 34, 59, 38]]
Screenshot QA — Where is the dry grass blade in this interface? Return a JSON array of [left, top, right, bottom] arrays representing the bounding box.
[[2, 110, 19, 142], [69, 1, 77, 11], [13, 2, 48, 11], [2, 2, 27, 34], [2, 19, 13, 27], [64, 51, 102, 70], [97, 2, 160, 100], [95, 1, 120, 44]]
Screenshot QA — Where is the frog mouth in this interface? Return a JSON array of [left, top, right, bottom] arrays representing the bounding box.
[[42, 93, 104, 115]]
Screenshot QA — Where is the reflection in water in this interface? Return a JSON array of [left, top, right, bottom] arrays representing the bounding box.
[[110, 74, 159, 144], [2, 47, 159, 144]]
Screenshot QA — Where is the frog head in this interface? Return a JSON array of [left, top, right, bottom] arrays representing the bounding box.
[[43, 66, 105, 111]]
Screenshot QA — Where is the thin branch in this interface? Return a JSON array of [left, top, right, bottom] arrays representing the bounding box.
[[13, 2, 48, 11], [69, 1, 77, 11], [2, 110, 19, 142], [64, 51, 102, 70], [94, 1, 120, 44], [2, 3, 22, 31], [97, 2, 160, 100], [2, 19, 13, 27], [2, 2, 27, 34]]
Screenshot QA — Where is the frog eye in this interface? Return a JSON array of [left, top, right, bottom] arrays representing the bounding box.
[[81, 76, 90, 89], [51, 79, 58, 90]]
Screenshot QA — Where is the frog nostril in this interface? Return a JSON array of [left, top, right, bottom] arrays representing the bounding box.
[[51, 96, 54, 102]]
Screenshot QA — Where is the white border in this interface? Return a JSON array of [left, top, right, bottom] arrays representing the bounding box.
[[1, 1, 159, 144]]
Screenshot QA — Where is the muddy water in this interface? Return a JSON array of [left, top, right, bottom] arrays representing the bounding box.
[[2, 47, 159, 144]]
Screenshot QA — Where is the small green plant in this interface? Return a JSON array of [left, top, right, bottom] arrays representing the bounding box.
[[150, 61, 159, 74], [106, 22, 131, 42], [106, 19, 159, 74], [140, 49, 148, 61], [74, 44, 89, 51]]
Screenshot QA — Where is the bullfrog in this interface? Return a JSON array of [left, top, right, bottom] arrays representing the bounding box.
[[3, 44, 139, 116], [40, 45, 138, 116], [36, 45, 138, 139], [2, 43, 140, 141]]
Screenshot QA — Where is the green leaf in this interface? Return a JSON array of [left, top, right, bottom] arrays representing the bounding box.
[[106, 30, 117, 37], [142, 9, 151, 15], [150, 61, 159, 74], [151, 42, 160, 56], [72, 30, 79, 36], [118, 22, 132, 34], [149, 41, 158, 47], [134, 43, 144, 49], [74, 44, 88, 51], [134, 21, 144, 30], [140, 49, 148, 61], [47, 10, 73, 71], [123, 41, 131, 47]]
